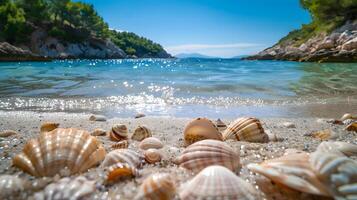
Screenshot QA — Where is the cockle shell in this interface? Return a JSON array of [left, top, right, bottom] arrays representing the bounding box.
[[109, 124, 128, 141], [132, 125, 152, 141], [34, 176, 95, 200], [89, 114, 107, 121], [183, 118, 222, 146], [345, 122, 357, 132], [105, 163, 138, 184], [0, 175, 25, 199], [175, 139, 240, 173], [0, 130, 17, 137], [101, 149, 142, 168], [144, 149, 162, 164], [111, 140, 129, 149], [307, 129, 338, 140], [13, 128, 106, 177], [316, 141, 357, 157], [91, 128, 107, 136], [135, 173, 176, 200], [139, 137, 164, 150], [222, 117, 269, 143], [40, 122, 59, 133], [179, 165, 257, 200]]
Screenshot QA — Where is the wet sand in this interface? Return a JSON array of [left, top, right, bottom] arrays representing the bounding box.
[[0, 111, 356, 199]]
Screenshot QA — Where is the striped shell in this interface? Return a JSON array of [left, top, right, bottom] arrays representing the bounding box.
[[105, 163, 138, 184], [184, 118, 222, 146], [132, 125, 152, 141], [91, 128, 107, 136], [0, 130, 17, 137], [316, 141, 357, 157], [0, 175, 25, 199], [175, 139, 240, 173], [135, 173, 176, 200], [40, 122, 59, 133], [144, 149, 162, 164], [111, 140, 129, 149], [109, 124, 128, 141], [34, 176, 95, 200], [101, 149, 142, 168], [12, 128, 106, 177], [346, 122, 357, 132], [180, 165, 257, 200], [222, 117, 268, 143], [139, 137, 164, 150]]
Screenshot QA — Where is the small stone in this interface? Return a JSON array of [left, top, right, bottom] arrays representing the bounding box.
[[134, 113, 145, 119]]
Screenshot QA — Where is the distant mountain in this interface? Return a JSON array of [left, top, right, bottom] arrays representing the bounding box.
[[175, 53, 216, 59]]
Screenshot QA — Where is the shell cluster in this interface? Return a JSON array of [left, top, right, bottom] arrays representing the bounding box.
[[109, 124, 128, 141], [183, 118, 222, 146], [139, 137, 164, 150], [135, 173, 176, 200], [132, 125, 152, 141], [101, 149, 142, 168]]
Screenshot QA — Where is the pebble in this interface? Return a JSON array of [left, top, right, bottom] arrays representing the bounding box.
[[134, 113, 146, 119], [89, 115, 107, 122]]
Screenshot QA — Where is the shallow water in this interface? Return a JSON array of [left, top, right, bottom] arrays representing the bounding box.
[[0, 58, 356, 118]]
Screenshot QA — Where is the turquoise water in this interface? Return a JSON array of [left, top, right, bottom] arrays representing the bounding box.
[[0, 58, 356, 118]]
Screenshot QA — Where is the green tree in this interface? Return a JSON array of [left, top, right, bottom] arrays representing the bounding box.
[[17, 0, 48, 24]]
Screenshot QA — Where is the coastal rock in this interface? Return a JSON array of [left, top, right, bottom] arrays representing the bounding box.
[[0, 42, 50, 61]]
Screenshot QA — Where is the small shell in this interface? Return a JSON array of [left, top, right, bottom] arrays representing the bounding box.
[[89, 114, 107, 121], [101, 149, 142, 168], [179, 165, 257, 200], [0, 175, 25, 199], [340, 113, 357, 121], [40, 122, 59, 133], [345, 122, 357, 132], [175, 139, 240, 173], [109, 124, 128, 141], [216, 118, 227, 132], [132, 125, 152, 141], [135, 173, 176, 200], [139, 137, 164, 150], [111, 140, 129, 149], [316, 141, 357, 157], [91, 128, 107, 136], [222, 117, 268, 143], [282, 122, 296, 128], [34, 176, 95, 200], [0, 130, 17, 137], [144, 149, 162, 164], [307, 129, 337, 140], [267, 132, 283, 142], [105, 163, 138, 184], [183, 118, 222, 146]]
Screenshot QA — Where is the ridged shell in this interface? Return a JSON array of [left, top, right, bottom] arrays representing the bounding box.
[[0, 130, 17, 137], [111, 140, 129, 149], [34, 176, 95, 200], [89, 114, 107, 121], [222, 117, 268, 143], [139, 137, 164, 150], [109, 124, 128, 141], [13, 128, 106, 177], [144, 149, 162, 164], [101, 149, 142, 168], [316, 141, 357, 157], [135, 173, 176, 200], [0, 175, 25, 199], [183, 118, 222, 146], [91, 128, 107, 136], [345, 122, 357, 132], [132, 125, 152, 141], [179, 165, 257, 200], [175, 139, 240, 173], [105, 162, 138, 184], [40, 122, 59, 133]]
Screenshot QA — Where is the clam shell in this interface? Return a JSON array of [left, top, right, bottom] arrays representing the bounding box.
[[34, 176, 95, 200], [222, 117, 268, 143], [91, 128, 107, 136], [316, 141, 357, 157], [109, 124, 128, 141], [101, 149, 142, 168], [139, 137, 164, 150], [135, 173, 176, 200], [0, 130, 17, 137], [89, 114, 107, 121], [111, 140, 129, 149], [105, 162, 138, 184], [308, 129, 337, 140], [40, 122, 59, 133], [175, 139, 240, 173], [144, 149, 162, 164], [180, 165, 257, 200], [183, 118, 222, 146], [345, 122, 357, 132], [132, 125, 152, 141], [13, 128, 106, 177], [0, 175, 25, 199]]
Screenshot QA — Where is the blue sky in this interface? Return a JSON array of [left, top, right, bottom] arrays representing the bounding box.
[[81, 0, 311, 57]]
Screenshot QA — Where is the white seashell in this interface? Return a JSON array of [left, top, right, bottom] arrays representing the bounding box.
[[89, 114, 107, 121], [222, 117, 268, 143], [13, 128, 106, 177], [175, 139, 240, 173], [340, 113, 357, 121], [111, 140, 129, 149], [139, 137, 164, 150], [180, 165, 257, 200], [0, 130, 17, 137], [109, 124, 128, 141], [316, 141, 357, 157], [183, 118, 222, 146], [105, 162, 138, 184], [131, 125, 152, 141], [40, 122, 59, 133], [34, 176, 95, 200], [135, 173, 176, 200], [91, 128, 107, 136], [144, 149, 162, 164], [101, 149, 142, 168], [0, 175, 25, 199]]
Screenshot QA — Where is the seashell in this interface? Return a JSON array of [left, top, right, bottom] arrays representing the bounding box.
[[345, 122, 357, 132], [216, 118, 227, 132], [183, 117, 222, 146], [111, 140, 129, 149], [139, 137, 164, 150], [135, 173, 176, 200], [307, 129, 338, 140], [222, 117, 269, 143], [0, 130, 17, 137], [40, 122, 59, 133], [34, 176, 95, 200], [175, 139, 240, 173], [340, 113, 357, 121], [132, 125, 152, 141], [135, 113, 146, 118], [101, 149, 142, 168], [179, 165, 258, 200], [267, 132, 283, 142], [144, 149, 162, 164], [282, 122, 296, 128], [105, 162, 138, 184], [109, 124, 128, 141], [91, 128, 107, 136], [0, 175, 25, 199], [316, 141, 357, 157], [89, 114, 107, 121], [13, 128, 106, 177]]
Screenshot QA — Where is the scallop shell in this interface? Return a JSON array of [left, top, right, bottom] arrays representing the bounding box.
[[139, 137, 164, 150], [316, 141, 357, 157], [34, 176, 95, 200], [132, 125, 152, 141], [308, 129, 338, 140], [183, 118, 222, 146], [144, 149, 162, 164], [345, 122, 357, 132], [222, 117, 268, 143], [101, 149, 142, 168], [40, 122, 59, 133], [12, 128, 106, 177], [109, 124, 128, 141], [135, 173, 176, 200], [111, 140, 129, 149], [91, 128, 107, 136], [175, 139, 240, 173], [180, 165, 257, 200], [105, 162, 138, 184], [0, 130, 17, 137], [89, 114, 107, 121], [0, 175, 25, 199]]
